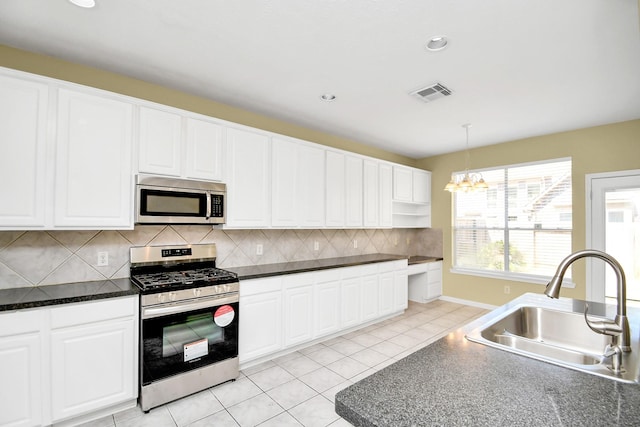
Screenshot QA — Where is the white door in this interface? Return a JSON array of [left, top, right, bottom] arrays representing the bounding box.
[[586, 170, 640, 303]]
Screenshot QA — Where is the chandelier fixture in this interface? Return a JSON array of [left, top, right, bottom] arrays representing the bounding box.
[[443, 124, 488, 192]]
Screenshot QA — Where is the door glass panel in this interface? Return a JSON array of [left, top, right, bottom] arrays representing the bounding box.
[[605, 188, 640, 302]]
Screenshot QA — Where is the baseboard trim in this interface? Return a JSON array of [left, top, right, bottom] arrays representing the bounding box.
[[438, 295, 497, 310]]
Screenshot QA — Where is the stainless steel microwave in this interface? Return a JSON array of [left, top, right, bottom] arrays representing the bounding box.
[[135, 174, 226, 225]]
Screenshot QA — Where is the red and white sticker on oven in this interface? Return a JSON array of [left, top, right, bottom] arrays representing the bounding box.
[[214, 305, 235, 327]]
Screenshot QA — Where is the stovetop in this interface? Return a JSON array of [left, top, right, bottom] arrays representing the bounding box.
[[129, 244, 238, 293], [131, 267, 238, 292]]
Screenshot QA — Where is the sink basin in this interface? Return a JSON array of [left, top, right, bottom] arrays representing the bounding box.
[[465, 296, 640, 384]]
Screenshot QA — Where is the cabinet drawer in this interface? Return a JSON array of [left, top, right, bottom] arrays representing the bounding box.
[[427, 261, 442, 271], [315, 268, 341, 283], [407, 263, 429, 275], [51, 296, 137, 329], [0, 309, 43, 336], [240, 277, 282, 296], [378, 260, 405, 273], [282, 271, 315, 288]]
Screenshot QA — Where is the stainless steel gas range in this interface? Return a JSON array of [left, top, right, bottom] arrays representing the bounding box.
[[130, 244, 239, 412]]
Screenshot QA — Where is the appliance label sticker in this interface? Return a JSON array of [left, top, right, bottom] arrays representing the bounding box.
[[214, 305, 235, 327], [184, 338, 208, 362]]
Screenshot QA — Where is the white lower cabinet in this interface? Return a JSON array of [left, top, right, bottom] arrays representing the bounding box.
[[282, 273, 314, 347], [239, 277, 283, 362], [0, 310, 44, 427], [50, 297, 138, 423], [239, 260, 408, 365], [313, 270, 341, 338], [408, 261, 443, 303], [0, 296, 138, 427]]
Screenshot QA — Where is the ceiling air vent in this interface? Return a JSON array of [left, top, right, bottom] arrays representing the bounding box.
[[410, 82, 452, 103]]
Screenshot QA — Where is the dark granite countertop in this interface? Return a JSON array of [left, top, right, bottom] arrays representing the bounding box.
[[336, 293, 640, 426], [0, 278, 139, 312], [227, 253, 409, 280], [408, 256, 443, 265]]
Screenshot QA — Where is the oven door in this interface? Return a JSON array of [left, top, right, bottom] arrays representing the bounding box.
[[140, 294, 239, 386]]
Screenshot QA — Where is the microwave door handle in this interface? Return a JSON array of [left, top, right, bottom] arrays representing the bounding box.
[[205, 192, 211, 219]]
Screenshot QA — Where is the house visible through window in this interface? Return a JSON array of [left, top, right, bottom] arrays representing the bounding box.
[[453, 158, 572, 281]]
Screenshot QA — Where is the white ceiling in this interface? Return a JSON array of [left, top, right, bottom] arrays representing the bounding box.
[[1, 0, 639, 158]]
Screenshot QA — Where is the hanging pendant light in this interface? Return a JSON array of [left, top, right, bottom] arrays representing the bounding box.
[[443, 124, 488, 193]]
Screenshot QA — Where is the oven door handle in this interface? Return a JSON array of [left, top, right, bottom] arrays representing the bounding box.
[[142, 294, 238, 319]]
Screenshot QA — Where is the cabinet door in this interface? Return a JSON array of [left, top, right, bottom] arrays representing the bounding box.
[[345, 156, 363, 227], [0, 74, 49, 228], [283, 276, 314, 347], [378, 271, 395, 316], [298, 144, 325, 228], [138, 106, 182, 177], [314, 279, 341, 338], [239, 291, 282, 362], [341, 277, 361, 329], [426, 261, 443, 300], [394, 269, 409, 311], [50, 318, 136, 421], [393, 166, 413, 202], [363, 159, 379, 227], [361, 274, 379, 322], [271, 138, 298, 227], [412, 170, 431, 204], [226, 127, 270, 227], [0, 311, 43, 427], [185, 117, 223, 181], [55, 88, 133, 228], [325, 151, 345, 227], [379, 163, 393, 228]]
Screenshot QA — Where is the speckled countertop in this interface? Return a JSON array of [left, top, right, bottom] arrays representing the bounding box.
[[336, 293, 640, 426], [0, 278, 139, 312], [228, 253, 414, 280]]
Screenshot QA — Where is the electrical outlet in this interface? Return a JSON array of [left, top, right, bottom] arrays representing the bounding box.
[[504, 285, 511, 295], [353, 239, 358, 249], [314, 241, 319, 251], [256, 244, 263, 256], [97, 251, 109, 266], [394, 237, 399, 246]]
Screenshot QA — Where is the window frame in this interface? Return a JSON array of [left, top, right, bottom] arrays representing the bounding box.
[[450, 157, 573, 285]]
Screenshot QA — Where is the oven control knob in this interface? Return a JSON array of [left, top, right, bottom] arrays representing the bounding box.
[[193, 288, 202, 297], [157, 293, 166, 303], [169, 292, 177, 302]]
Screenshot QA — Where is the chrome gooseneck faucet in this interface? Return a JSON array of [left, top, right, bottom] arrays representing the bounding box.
[[545, 250, 631, 359]]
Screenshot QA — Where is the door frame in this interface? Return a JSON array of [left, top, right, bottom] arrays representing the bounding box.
[[585, 169, 640, 302]]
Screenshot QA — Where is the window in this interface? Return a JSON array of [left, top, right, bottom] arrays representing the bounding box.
[[452, 158, 572, 281]]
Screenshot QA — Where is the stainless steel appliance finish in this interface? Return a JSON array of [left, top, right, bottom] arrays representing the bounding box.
[[135, 174, 226, 225], [130, 244, 239, 412]]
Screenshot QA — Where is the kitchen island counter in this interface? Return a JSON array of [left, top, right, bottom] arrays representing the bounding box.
[[335, 293, 640, 426]]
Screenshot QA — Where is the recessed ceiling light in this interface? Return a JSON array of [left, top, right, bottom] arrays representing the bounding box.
[[69, 0, 96, 8], [426, 36, 448, 52], [320, 94, 336, 102]]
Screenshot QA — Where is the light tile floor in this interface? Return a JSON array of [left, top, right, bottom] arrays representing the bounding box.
[[84, 300, 489, 427]]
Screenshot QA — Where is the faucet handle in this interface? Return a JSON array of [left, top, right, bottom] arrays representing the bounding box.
[[584, 303, 622, 337]]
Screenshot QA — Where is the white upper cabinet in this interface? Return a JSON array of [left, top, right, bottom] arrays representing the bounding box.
[[345, 155, 363, 228], [379, 163, 393, 227], [412, 169, 431, 204], [325, 150, 346, 227], [138, 106, 182, 177], [138, 106, 223, 181], [272, 138, 325, 228], [225, 127, 271, 228], [392, 165, 432, 228], [0, 72, 49, 228], [185, 117, 224, 181], [54, 88, 134, 228], [297, 143, 325, 227], [363, 159, 379, 227]]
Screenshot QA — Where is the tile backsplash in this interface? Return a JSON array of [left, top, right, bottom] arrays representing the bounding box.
[[0, 227, 442, 289]]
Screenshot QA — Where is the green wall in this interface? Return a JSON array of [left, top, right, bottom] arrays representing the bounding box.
[[417, 119, 640, 305], [0, 44, 415, 167]]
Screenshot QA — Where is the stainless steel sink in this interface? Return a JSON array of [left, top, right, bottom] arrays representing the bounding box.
[[465, 294, 640, 384]]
